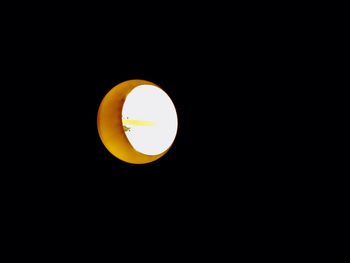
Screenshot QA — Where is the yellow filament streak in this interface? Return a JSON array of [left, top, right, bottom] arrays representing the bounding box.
[[122, 119, 155, 126]]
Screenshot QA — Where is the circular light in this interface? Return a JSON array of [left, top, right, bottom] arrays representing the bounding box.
[[97, 79, 178, 164]]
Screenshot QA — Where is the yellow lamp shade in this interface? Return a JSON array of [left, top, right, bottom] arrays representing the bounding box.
[[97, 79, 178, 164]]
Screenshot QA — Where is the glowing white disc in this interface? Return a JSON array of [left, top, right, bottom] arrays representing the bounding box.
[[121, 84, 178, 155]]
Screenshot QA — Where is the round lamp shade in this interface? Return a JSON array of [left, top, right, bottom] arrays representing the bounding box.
[[97, 79, 178, 164]]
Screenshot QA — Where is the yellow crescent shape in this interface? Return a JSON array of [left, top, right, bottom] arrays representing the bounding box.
[[97, 79, 172, 164]]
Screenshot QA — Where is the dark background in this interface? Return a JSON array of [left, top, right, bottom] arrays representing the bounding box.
[[2, 5, 307, 252], [6, 11, 290, 197], [16, 37, 288, 214], [1, 4, 331, 258]]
